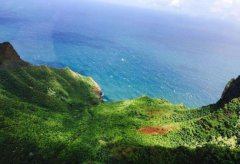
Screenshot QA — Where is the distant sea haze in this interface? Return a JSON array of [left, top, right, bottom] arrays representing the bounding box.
[[1, 0, 240, 107]]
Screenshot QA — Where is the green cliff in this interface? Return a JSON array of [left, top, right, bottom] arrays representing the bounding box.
[[0, 42, 239, 163]]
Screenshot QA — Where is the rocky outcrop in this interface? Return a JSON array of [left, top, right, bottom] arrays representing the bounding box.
[[217, 76, 240, 107], [91, 78, 103, 99], [0, 42, 29, 67]]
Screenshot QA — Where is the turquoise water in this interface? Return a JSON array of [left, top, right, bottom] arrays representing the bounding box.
[[1, 0, 240, 107]]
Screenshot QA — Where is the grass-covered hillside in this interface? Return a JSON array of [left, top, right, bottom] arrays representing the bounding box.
[[0, 42, 239, 164]]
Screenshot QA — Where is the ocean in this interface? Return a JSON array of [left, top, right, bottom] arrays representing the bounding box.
[[1, 0, 240, 107]]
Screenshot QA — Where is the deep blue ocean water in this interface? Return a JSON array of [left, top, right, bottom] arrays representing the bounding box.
[[1, 0, 240, 107]]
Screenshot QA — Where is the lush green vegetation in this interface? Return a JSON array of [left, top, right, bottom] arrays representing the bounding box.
[[0, 44, 239, 163]]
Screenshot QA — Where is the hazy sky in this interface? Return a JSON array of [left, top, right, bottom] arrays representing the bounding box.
[[95, 0, 240, 22]]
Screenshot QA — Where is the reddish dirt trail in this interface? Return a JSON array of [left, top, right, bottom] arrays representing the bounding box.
[[138, 126, 170, 135]]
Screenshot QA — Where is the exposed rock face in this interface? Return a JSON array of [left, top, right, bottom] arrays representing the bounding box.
[[91, 78, 103, 98], [0, 42, 29, 67], [217, 76, 240, 107], [0, 42, 21, 61]]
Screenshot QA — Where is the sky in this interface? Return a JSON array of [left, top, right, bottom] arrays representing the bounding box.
[[94, 0, 240, 23]]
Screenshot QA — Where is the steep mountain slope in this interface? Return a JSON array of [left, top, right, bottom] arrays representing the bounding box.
[[0, 42, 239, 163], [217, 76, 240, 107], [0, 42, 102, 108]]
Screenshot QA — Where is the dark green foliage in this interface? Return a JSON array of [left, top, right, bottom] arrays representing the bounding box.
[[102, 143, 240, 164]]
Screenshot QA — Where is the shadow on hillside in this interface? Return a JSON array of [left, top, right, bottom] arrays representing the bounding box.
[[100, 142, 240, 164], [1, 134, 240, 164]]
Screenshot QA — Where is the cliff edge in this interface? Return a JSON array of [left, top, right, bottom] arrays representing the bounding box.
[[0, 42, 29, 67], [217, 76, 240, 107]]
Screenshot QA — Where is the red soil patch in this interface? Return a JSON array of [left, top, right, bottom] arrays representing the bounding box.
[[138, 126, 170, 135]]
